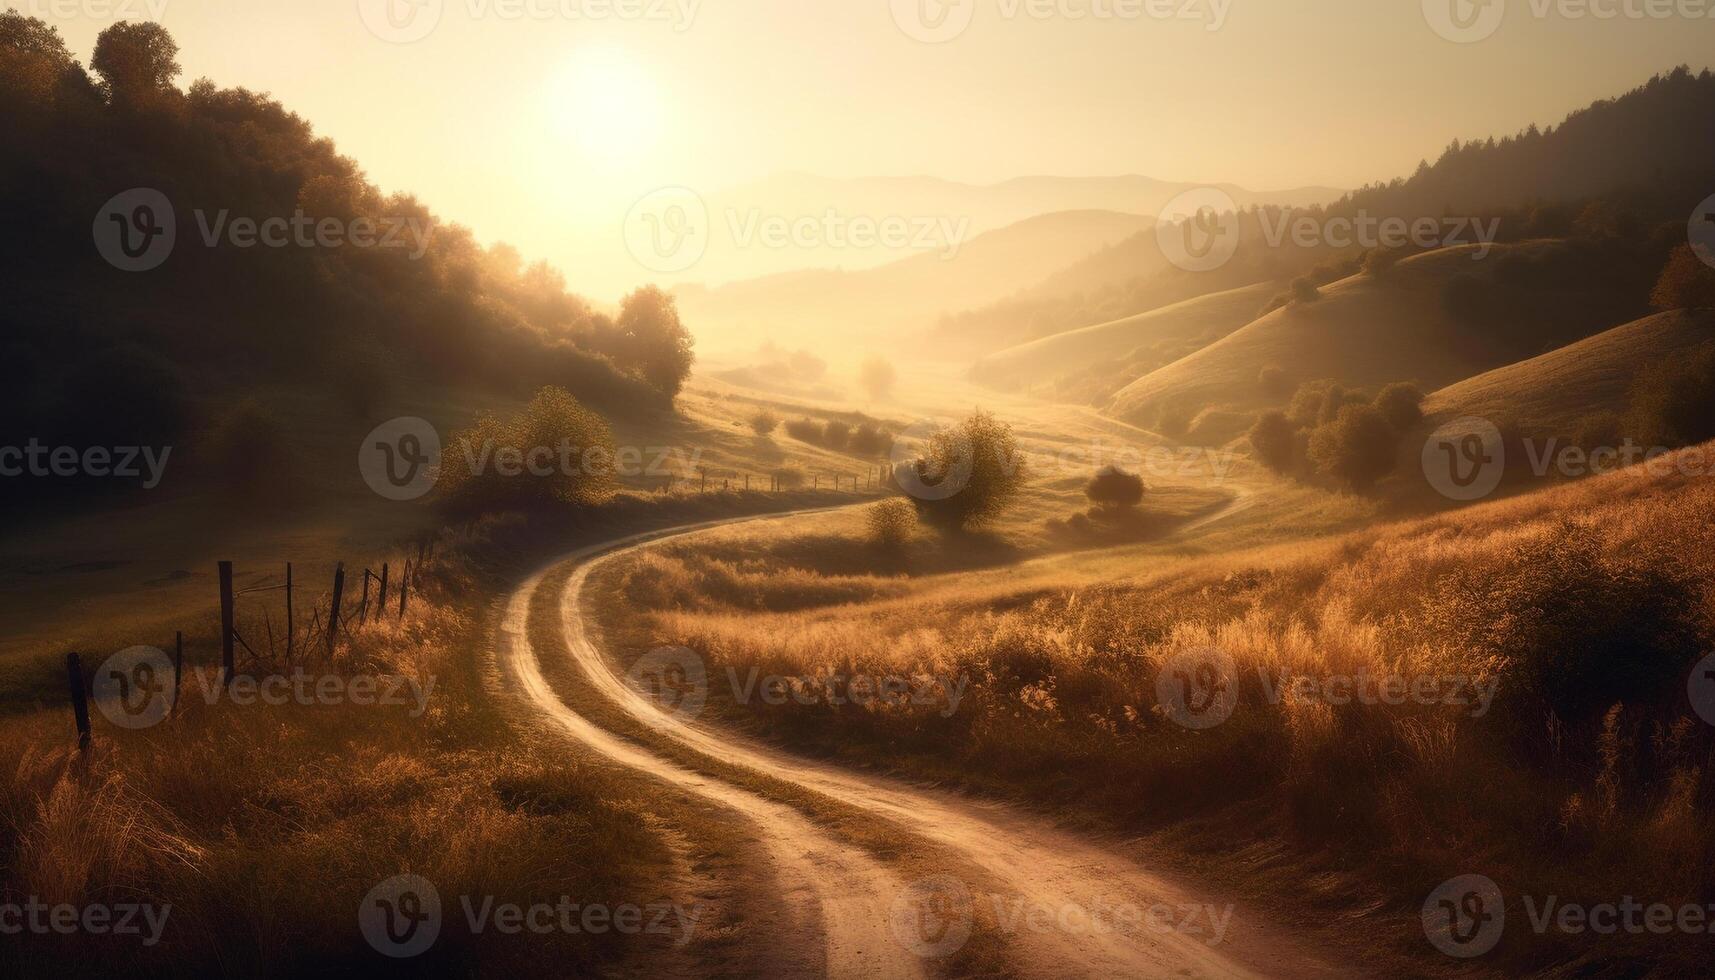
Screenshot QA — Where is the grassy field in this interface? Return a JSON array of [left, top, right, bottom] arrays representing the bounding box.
[[593, 442, 1715, 976]]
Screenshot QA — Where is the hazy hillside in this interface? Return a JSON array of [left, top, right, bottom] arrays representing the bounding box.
[[945, 67, 1715, 357], [1424, 309, 1715, 435], [1106, 240, 1660, 438], [671, 209, 1153, 350], [970, 281, 1280, 399]]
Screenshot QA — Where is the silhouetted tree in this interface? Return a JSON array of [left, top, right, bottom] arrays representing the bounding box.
[[616, 286, 695, 402], [1248, 410, 1298, 474], [1085, 466, 1145, 511], [92, 20, 180, 107], [1308, 405, 1397, 491]]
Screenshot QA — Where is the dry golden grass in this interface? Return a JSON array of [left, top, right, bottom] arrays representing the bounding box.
[[605, 446, 1715, 974]]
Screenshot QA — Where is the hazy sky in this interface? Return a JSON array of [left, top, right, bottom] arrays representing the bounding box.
[[33, 0, 1715, 299]]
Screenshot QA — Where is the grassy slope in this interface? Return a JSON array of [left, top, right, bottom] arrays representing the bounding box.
[[972, 280, 1280, 393], [1423, 308, 1715, 434], [1106, 245, 1539, 433], [605, 444, 1715, 977]]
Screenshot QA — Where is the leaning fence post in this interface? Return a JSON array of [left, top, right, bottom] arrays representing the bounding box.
[[328, 562, 346, 657], [358, 571, 371, 625], [377, 563, 390, 613], [285, 562, 294, 662], [398, 560, 410, 619], [171, 631, 183, 716], [66, 653, 90, 751], [218, 561, 235, 685]]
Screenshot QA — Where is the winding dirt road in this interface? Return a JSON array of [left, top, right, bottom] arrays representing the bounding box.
[[500, 510, 1348, 979]]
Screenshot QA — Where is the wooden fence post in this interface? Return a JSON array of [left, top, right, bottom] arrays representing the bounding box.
[[66, 653, 90, 751], [377, 563, 390, 613], [398, 560, 410, 619], [285, 562, 294, 662], [358, 570, 371, 625], [328, 562, 346, 656], [218, 561, 235, 685], [171, 631, 183, 716]]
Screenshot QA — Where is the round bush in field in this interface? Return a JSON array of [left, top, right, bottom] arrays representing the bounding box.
[[866, 497, 917, 548], [1085, 466, 1145, 510]]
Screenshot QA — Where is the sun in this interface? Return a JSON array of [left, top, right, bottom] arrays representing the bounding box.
[[547, 47, 665, 170]]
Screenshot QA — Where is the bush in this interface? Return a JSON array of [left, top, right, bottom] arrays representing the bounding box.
[[1290, 277, 1322, 305], [906, 410, 1026, 531], [1626, 342, 1715, 448], [1288, 380, 1361, 428], [439, 386, 616, 515], [822, 419, 851, 451], [784, 418, 821, 442], [748, 409, 780, 437], [865, 498, 916, 549], [1084, 466, 1145, 510], [848, 421, 889, 457], [1372, 382, 1425, 432], [773, 466, 805, 489], [1429, 525, 1704, 727], [1248, 410, 1298, 473], [1650, 244, 1715, 310], [1307, 404, 1396, 491], [1362, 245, 1406, 277]]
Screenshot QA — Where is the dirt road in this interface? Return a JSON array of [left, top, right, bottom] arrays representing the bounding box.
[[501, 511, 1348, 979]]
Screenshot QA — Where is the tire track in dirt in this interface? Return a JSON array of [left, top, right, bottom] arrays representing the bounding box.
[[500, 548, 928, 980], [539, 511, 1352, 980]]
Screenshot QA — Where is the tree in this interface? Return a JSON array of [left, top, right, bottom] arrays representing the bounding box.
[[92, 21, 180, 107], [1248, 410, 1298, 473], [1649, 244, 1715, 311], [1626, 342, 1715, 448], [748, 409, 780, 437], [1307, 404, 1397, 491], [1085, 466, 1145, 511], [439, 386, 617, 515], [866, 498, 916, 549], [1373, 382, 1425, 432], [905, 410, 1025, 531], [859, 357, 897, 401], [616, 286, 695, 402]]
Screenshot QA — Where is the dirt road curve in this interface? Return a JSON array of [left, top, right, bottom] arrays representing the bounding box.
[[501, 510, 1350, 980]]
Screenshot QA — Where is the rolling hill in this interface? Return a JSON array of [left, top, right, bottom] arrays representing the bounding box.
[[970, 280, 1280, 398], [1105, 241, 1654, 440], [1422, 308, 1715, 435]]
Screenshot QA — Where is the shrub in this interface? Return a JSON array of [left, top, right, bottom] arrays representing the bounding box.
[[784, 418, 821, 442], [1429, 525, 1703, 727], [848, 421, 889, 457], [1362, 245, 1406, 277], [865, 498, 916, 549], [1650, 244, 1715, 310], [1626, 342, 1715, 448], [1288, 380, 1361, 428], [748, 409, 780, 437], [1307, 404, 1396, 491], [1258, 365, 1291, 401], [773, 466, 805, 490], [1290, 277, 1322, 305], [822, 419, 851, 451], [906, 410, 1026, 531], [1248, 410, 1298, 473], [439, 386, 616, 515], [1084, 466, 1145, 511], [1372, 382, 1425, 432]]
